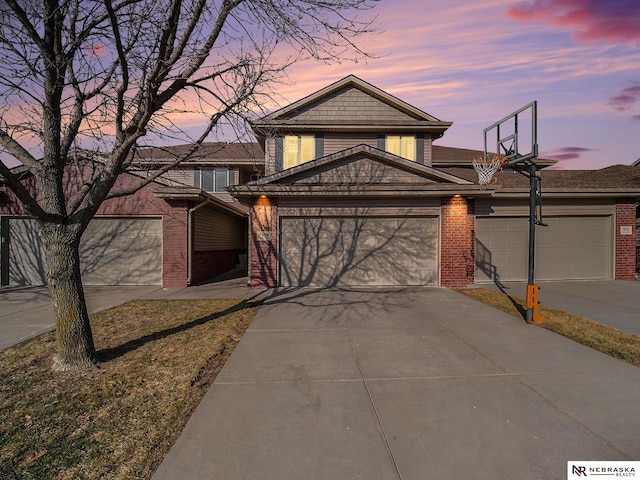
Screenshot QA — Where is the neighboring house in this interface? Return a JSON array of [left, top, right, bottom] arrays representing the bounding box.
[[0, 147, 254, 288], [229, 75, 640, 288]]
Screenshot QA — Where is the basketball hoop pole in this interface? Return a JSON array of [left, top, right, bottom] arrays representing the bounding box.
[[481, 100, 545, 324], [525, 162, 545, 324]]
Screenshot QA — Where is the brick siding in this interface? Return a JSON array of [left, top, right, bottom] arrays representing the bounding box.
[[440, 196, 475, 287], [249, 196, 278, 288], [615, 198, 637, 280], [162, 200, 189, 287]]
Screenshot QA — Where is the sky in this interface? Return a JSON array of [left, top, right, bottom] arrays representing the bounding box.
[[269, 0, 640, 170]]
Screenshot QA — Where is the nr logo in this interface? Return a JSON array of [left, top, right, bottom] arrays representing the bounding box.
[[572, 465, 587, 476]]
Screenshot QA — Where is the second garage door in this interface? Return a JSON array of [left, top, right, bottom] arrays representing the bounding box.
[[475, 216, 612, 282], [7, 216, 162, 286], [279, 216, 438, 287]]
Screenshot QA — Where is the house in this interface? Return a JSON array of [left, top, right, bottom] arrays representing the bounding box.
[[229, 75, 640, 288], [0, 145, 256, 287], [2, 75, 638, 288]]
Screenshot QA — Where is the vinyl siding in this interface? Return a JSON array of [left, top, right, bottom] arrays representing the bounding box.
[[281, 86, 422, 123], [193, 207, 245, 251]]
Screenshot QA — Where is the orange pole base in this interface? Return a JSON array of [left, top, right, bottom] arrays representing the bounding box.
[[526, 284, 545, 323]]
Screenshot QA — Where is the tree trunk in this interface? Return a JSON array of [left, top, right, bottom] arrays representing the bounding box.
[[42, 223, 97, 371]]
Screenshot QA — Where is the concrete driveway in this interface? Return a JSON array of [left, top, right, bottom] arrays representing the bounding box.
[[488, 280, 640, 335], [153, 287, 640, 480]]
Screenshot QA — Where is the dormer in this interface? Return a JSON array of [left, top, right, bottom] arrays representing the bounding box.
[[251, 75, 453, 175]]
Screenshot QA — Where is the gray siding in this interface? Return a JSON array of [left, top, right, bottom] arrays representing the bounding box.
[[278, 156, 438, 185], [161, 169, 194, 186], [193, 207, 245, 251], [281, 86, 422, 123], [324, 134, 378, 156]]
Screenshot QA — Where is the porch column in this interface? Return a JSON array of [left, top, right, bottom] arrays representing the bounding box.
[[441, 196, 475, 287]]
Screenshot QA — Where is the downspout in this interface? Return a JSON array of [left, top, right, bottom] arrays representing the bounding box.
[[187, 199, 213, 286]]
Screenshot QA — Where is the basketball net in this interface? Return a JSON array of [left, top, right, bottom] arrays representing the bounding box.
[[472, 153, 508, 189]]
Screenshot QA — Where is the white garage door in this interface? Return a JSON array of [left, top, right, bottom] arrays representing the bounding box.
[[279, 216, 438, 287], [475, 216, 612, 282], [7, 217, 162, 286]]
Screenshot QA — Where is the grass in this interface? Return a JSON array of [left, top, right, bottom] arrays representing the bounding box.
[[0, 298, 260, 480], [457, 288, 640, 368]]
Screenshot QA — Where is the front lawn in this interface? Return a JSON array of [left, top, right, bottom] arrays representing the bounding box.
[[0, 298, 260, 480]]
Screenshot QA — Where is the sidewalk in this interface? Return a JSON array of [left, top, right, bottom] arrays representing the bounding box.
[[0, 270, 254, 350]]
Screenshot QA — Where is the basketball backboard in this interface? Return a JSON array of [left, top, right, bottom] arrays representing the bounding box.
[[483, 101, 538, 166]]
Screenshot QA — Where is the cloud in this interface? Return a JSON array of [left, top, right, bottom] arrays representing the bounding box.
[[607, 81, 640, 111], [84, 43, 106, 56], [544, 146, 596, 161], [508, 0, 640, 45]]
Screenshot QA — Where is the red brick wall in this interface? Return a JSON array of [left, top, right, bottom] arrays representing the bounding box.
[[441, 196, 475, 287], [162, 200, 189, 287], [249, 196, 278, 289], [191, 249, 245, 284], [615, 198, 637, 280]]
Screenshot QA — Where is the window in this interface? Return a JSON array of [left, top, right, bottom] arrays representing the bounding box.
[[386, 135, 416, 161], [284, 135, 315, 169], [195, 168, 237, 192]]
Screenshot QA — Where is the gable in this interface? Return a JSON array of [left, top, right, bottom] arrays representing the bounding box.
[[278, 154, 440, 185], [263, 146, 471, 186], [279, 86, 426, 124]]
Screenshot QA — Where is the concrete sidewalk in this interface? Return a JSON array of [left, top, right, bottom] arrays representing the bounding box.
[[486, 280, 640, 335], [152, 287, 640, 480], [0, 271, 254, 350]]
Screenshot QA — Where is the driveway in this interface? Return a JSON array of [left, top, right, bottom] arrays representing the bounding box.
[[487, 280, 640, 335], [153, 287, 640, 480]]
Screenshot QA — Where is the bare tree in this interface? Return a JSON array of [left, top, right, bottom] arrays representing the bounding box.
[[0, 0, 377, 371]]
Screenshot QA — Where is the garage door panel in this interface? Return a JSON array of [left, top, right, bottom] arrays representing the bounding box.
[[7, 217, 162, 286], [475, 216, 612, 282], [81, 218, 162, 285], [280, 217, 438, 287], [8, 218, 47, 285]]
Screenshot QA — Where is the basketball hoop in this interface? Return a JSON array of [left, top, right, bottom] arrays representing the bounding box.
[[472, 153, 508, 188]]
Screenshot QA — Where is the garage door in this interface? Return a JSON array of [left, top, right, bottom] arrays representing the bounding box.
[[475, 216, 612, 282], [279, 216, 438, 287], [6, 217, 162, 286]]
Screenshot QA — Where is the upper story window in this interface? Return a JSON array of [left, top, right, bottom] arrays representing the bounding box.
[[195, 167, 237, 192], [386, 135, 416, 161], [284, 135, 315, 169]]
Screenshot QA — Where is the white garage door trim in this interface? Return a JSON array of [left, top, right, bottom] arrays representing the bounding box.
[[5, 216, 163, 286], [279, 216, 439, 287], [475, 215, 613, 282]]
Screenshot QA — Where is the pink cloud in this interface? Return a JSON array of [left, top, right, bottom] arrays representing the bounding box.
[[607, 82, 640, 121], [545, 146, 595, 161], [508, 0, 640, 45], [84, 43, 106, 56]]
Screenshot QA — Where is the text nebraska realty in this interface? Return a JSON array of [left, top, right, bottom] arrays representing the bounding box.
[[573, 465, 636, 477]]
